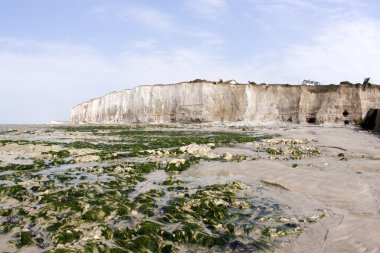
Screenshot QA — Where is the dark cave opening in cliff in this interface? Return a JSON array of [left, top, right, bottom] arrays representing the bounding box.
[[343, 110, 350, 117], [306, 117, 316, 124], [344, 120, 350, 125]]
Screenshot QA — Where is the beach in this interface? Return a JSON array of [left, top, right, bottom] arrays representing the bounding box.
[[0, 124, 379, 252]]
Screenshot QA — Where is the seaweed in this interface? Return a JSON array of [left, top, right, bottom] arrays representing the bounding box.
[[0, 224, 14, 234], [42, 150, 70, 158], [44, 249, 77, 253], [0, 185, 29, 201], [0, 126, 313, 252], [16, 231, 34, 248], [55, 174, 74, 183], [82, 208, 108, 222], [161, 177, 185, 186], [133, 162, 159, 173], [136, 221, 162, 237], [165, 159, 191, 172], [133, 190, 164, 217], [51, 226, 83, 244], [338, 153, 348, 161], [0, 163, 36, 172]]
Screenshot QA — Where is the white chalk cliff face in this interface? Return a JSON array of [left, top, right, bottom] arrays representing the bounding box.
[[70, 82, 380, 125]]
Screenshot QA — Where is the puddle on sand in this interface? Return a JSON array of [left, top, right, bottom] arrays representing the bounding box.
[[130, 170, 167, 198]]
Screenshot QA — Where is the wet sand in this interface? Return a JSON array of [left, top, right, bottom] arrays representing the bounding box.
[[186, 125, 380, 253]]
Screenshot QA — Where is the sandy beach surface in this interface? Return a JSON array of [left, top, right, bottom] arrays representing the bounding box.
[[0, 124, 379, 252], [230, 125, 380, 253]]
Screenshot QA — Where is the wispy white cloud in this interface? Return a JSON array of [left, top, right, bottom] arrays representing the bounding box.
[[0, 39, 121, 123], [2, 16, 380, 122], [185, 0, 227, 19], [280, 18, 380, 84], [0, 38, 94, 55], [90, 4, 173, 31], [249, 0, 365, 19], [89, 3, 224, 46], [115, 5, 173, 31], [182, 30, 224, 46]]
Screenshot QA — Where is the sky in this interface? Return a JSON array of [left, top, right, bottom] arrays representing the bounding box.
[[1, 0, 380, 123]]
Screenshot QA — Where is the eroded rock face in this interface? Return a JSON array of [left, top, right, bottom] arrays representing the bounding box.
[[362, 108, 380, 133], [376, 110, 380, 133], [70, 82, 380, 125]]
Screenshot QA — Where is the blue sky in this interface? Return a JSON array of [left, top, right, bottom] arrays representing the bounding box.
[[1, 0, 380, 123]]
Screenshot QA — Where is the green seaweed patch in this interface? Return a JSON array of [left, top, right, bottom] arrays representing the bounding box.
[[15, 231, 34, 248], [0, 208, 13, 216], [289, 146, 321, 160], [33, 158, 47, 168], [266, 148, 283, 155], [67, 141, 100, 149], [82, 208, 108, 222], [133, 189, 164, 217], [113, 223, 179, 253], [160, 176, 186, 186], [39, 189, 87, 212], [42, 150, 70, 158], [0, 139, 64, 147], [158, 182, 251, 249], [0, 224, 14, 234], [168, 148, 184, 155], [55, 174, 75, 183], [161, 244, 178, 253], [136, 221, 162, 236], [166, 160, 191, 172], [262, 225, 302, 238], [98, 224, 113, 240], [265, 146, 321, 160], [0, 140, 31, 146], [133, 162, 159, 173], [0, 173, 16, 181], [162, 222, 230, 248], [51, 226, 83, 244], [167, 186, 189, 192], [65, 129, 267, 150], [0, 185, 30, 201], [0, 163, 36, 172], [338, 153, 348, 161], [18, 208, 29, 216], [227, 154, 248, 162], [96, 151, 127, 160], [131, 235, 160, 252], [46, 222, 65, 232], [126, 150, 150, 157], [43, 248, 77, 253], [83, 241, 113, 253]]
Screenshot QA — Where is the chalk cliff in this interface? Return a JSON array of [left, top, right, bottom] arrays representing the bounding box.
[[70, 82, 380, 125]]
